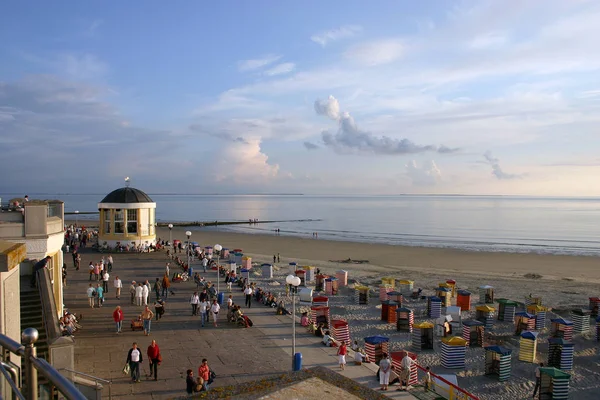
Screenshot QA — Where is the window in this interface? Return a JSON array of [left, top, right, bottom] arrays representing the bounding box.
[[114, 209, 124, 234], [127, 209, 137, 234], [104, 209, 111, 234]]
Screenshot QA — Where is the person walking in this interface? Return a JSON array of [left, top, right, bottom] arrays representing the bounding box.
[[202, 257, 208, 273], [102, 270, 110, 294], [114, 276, 122, 299], [153, 278, 162, 301], [210, 299, 220, 327], [161, 274, 170, 299], [379, 352, 392, 391], [107, 255, 113, 273], [130, 281, 137, 304], [244, 285, 253, 308], [198, 359, 211, 391], [199, 298, 210, 327], [88, 262, 95, 281], [532, 362, 544, 398], [147, 339, 161, 381], [113, 305, 124, 333], [165, 262, 170, 277], [86, 284, 96, 308], [135, 283, 144, 306], [337, 341, 347, 370], [142, 281, 150, 306], [96, 283, 104, 307], [190, 292, 200, 316], [142, 306, 154, 336], [126, 343, 143, 383]]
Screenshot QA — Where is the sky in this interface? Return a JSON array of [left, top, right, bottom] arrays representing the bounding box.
[[1, 1, 600, 196]]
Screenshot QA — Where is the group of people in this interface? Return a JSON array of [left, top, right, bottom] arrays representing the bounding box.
[[125, 340, 163, 382]]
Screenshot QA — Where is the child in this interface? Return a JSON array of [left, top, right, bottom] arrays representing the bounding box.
[[424, 366, 432, 391]]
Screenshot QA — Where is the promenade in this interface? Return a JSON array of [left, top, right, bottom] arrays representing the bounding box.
[[63, 249, 415, 399]]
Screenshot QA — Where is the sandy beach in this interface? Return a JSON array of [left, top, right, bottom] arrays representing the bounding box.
[[154, 225, 599, 400], [156, 226, 600, 283]]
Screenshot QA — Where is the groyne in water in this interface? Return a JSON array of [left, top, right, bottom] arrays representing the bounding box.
[[156, 219, 321, 227]]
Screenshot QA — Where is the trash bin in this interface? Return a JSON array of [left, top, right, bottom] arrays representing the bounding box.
[[217, 292, 224, 305], [293, 352, 302, 371]]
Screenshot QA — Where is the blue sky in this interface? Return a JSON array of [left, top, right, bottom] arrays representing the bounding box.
[[2, 1, 600, 195]]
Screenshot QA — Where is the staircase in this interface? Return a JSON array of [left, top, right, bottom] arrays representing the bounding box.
[[20, 282, 50, 389]]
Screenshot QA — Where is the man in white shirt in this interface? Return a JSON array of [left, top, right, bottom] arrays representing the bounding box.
[[135, 283, 144, 306], [165, 262, 170, 277], [398, 354, 414, 391], [142, 282, 149, 306], [202, 257, 208, 273], [102, 271, 110, 294], [210, 299, 220, 327], [190, 292, 200, 316], [107, 255, 114, 272], [199, 299, 210, 327], [244, 285, 253, 308], [126, 342, 143, 383], [114, 276, 123, 299]]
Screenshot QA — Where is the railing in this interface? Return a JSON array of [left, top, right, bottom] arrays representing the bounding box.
[[0, 328, 86, 400], [414, 363, 479, 400], [59, 368, 112, 399]]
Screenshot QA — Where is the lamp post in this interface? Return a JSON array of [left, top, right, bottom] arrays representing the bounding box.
[[74, 210, 79, 227], [186, 231, 192, 272], [168, 224, 173, 247], [286, 274, 301, 370], [214, 244, 222, 300]]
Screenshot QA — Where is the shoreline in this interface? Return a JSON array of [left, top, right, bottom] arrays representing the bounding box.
[[65, 218, 600, 282]]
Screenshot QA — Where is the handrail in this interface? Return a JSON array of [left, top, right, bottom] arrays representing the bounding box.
[[0, 361, 26, 400], [59, 368, 111, 384], [0, 329, 86, 400], [0, 335, 25, 355], [31, 358, 86, 400], [414, 363, 479, 400], [60, 368, 112, 399]]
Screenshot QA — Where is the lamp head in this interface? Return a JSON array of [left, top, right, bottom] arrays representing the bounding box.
[[286, 275, 294, 285], [185, 231, 192, 237], [291, 276, 301, 287], [214, 244, 222, 252], [168, 224, 173, 229]]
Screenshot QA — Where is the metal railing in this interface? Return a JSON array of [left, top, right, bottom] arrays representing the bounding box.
[[59, 368, 112, 399], [0, 328, 86, 400]]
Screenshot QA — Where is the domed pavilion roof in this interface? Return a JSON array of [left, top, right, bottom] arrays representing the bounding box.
[[100, 187, 154, 204]]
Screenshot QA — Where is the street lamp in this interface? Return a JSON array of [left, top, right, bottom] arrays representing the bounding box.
[[214, 244, 222, 300], [186, 231, 192, 272], [286, 274, 301, 370], [74, 210, 79, 226], [168, 224, 173, 247]]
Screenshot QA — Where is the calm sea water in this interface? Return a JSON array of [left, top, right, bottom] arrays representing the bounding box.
[[3, 194, 600, 256]]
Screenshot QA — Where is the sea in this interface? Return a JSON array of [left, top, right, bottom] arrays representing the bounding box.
[[2, 194, 600, 257]]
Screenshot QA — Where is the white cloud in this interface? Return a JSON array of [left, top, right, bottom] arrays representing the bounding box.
[[215, 138, 280, 184], [311, 25, 362, 47], [314, 95, 340, 120], [344, 39, 404, 66], [264, 63, 296, 76], [406, 160, 442, 186], [238, 54, 281, 71], [483, 151, 522, 180]]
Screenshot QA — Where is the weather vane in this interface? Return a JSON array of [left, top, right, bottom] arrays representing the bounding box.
[[125, 176, 131, 187]]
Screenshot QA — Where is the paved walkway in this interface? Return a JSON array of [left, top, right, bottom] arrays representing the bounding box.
[[63, 249, 415, 399]]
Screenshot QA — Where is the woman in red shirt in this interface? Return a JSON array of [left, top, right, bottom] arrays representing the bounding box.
[[198, 358, 210, 391], [337, 341, 347, 370], [147, 340, 161, 381], [112, 306, 124, 334]]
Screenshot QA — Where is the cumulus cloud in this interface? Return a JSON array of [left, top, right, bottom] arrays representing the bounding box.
[[483, 151, 521, 179], [215, 139, 280, 184], [310, 25, 362, 47], [314, 95, 456, 156], [303, 141, 319, 150], [406, 160, 442, 186], [264, 62, 296, 76], [238, 54, 281, 71], [314, 95, 340, 120], [344, 39, 404, 66]]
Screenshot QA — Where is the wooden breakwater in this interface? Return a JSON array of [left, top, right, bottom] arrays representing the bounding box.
[[156, 219, 321, 227]]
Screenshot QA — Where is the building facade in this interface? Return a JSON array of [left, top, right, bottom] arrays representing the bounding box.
[[0, 200, 65, 317], [97, 187, 156, 247]]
